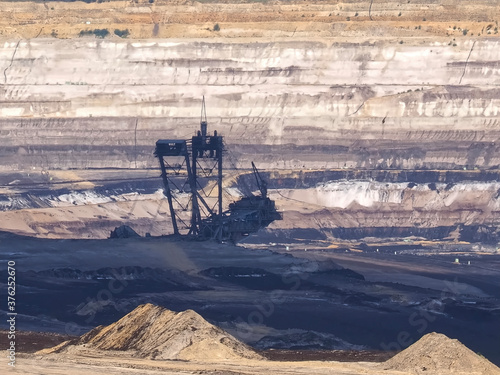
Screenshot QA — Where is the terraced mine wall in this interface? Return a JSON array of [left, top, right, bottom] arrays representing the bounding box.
[[1, 37, 500, 171], [1, 1, 500, 243]]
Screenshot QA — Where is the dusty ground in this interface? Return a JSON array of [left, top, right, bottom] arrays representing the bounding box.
[[6, 353, 404, 375]]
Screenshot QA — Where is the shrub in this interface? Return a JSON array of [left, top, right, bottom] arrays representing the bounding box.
[[214, 23, 220, 31], [462, 28, 468, 35], [93, 29, 109, 38], [79, 30, 93, 37], [114, 29, 130, 38], [79, 29, 110, 38]]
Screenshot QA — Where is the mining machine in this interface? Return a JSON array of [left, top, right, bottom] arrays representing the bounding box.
[[154, 98, 281, 242]]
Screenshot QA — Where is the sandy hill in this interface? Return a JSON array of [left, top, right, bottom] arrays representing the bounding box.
[[383, 332, 500, 375], [40, 303, 263, 361]]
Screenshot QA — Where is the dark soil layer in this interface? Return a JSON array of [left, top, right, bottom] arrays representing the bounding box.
[[261, 348, 397, 362], [0, 330, 75, 353]]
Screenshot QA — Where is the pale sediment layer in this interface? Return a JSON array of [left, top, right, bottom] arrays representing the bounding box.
[[0, 37, 500, 170]]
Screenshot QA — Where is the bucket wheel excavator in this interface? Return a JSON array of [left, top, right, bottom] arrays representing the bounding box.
[[154, 98, 282, 242]]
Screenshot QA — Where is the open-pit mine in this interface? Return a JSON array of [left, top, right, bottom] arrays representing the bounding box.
[[1, 0, 500, 374]]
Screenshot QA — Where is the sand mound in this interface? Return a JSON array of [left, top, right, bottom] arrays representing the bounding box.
[[41, 304, 262, 361], [384, 332, 500, 375]]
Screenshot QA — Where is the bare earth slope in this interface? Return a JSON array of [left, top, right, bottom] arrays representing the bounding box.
[[41, 303, 263, 361]]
